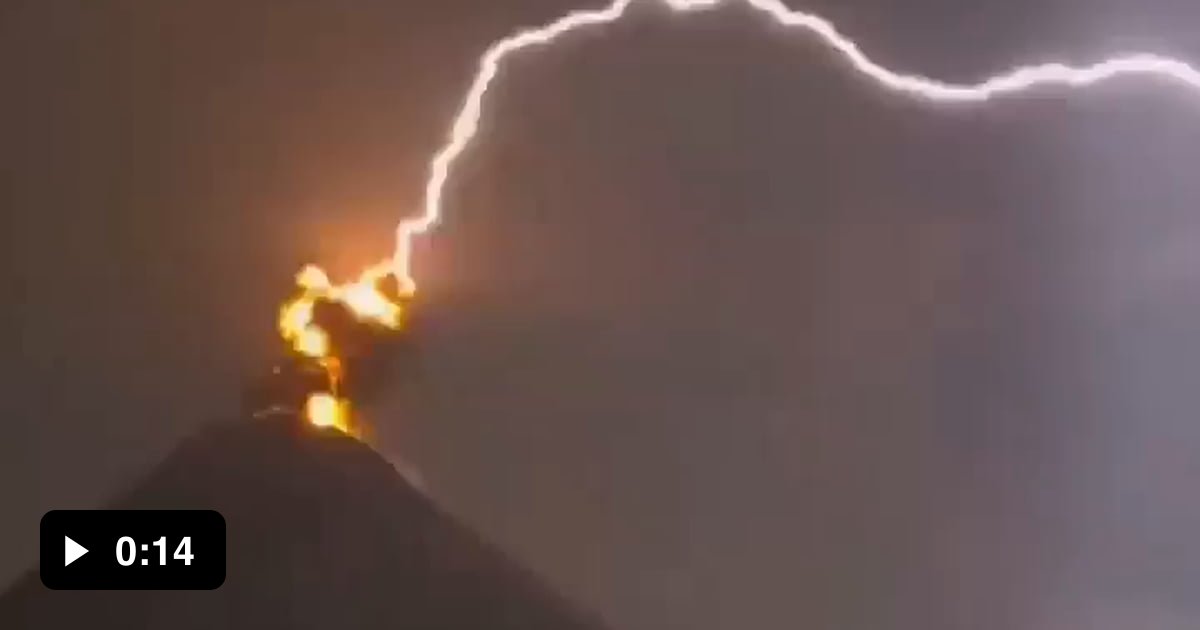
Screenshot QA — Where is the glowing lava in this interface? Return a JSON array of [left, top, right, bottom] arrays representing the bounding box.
[[305, 392, 352, 433], [278, 262, 405, 359], [277, 263, 406, 431]]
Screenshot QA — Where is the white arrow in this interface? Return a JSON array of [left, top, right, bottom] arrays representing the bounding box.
[[64, 536, 88, 567]]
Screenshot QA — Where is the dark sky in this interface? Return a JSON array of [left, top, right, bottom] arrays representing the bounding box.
[[6, 1, 1200, 628]]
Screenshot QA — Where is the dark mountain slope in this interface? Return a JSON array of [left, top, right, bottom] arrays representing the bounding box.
[[0, 416, 605, 630]]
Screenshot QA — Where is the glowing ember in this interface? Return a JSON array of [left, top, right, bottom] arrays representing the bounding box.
[[276, 262, 406, 432], [305, 392, 351, 433], [277, 263, 404, 358], [295, 328, 330, 358]]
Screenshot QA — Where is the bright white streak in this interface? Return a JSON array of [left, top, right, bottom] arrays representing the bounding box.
[[391, 0, 1200, 292]]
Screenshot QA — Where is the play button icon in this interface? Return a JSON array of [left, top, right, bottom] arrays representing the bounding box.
[[41, 510, 226, 589], [63, 536, 88, 567]]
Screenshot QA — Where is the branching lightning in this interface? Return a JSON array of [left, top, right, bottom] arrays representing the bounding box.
[[280, 0, 1200, 431], [391, 0, 1200, 293]]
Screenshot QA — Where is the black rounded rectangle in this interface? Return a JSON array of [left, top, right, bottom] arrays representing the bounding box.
[[40, 510, 225, 590]]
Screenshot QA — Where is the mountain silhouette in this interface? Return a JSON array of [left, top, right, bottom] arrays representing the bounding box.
[[0, 415, 605, 630]]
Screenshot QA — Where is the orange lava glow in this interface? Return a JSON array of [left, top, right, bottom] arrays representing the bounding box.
[[305, 392, 352, 433], [277, 262, 407, 432]]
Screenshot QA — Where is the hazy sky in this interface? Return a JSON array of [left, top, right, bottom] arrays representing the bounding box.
[[5, 1, 1200, 628]]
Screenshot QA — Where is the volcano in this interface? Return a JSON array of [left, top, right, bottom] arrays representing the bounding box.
[[0, 416, 605, 630]]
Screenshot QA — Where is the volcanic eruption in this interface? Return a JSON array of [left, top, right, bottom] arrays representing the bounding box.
[[1, 234, 601, 628], [0, 252, 608, 628], [265, 262, 412, 435]]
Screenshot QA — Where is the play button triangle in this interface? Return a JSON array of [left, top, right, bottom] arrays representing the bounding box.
[[64, 536, 88, 567]]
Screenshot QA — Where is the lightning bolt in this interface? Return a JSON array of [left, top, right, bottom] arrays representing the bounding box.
[[283, 0, 1200, 432], [388, 0, 1200, 293]]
